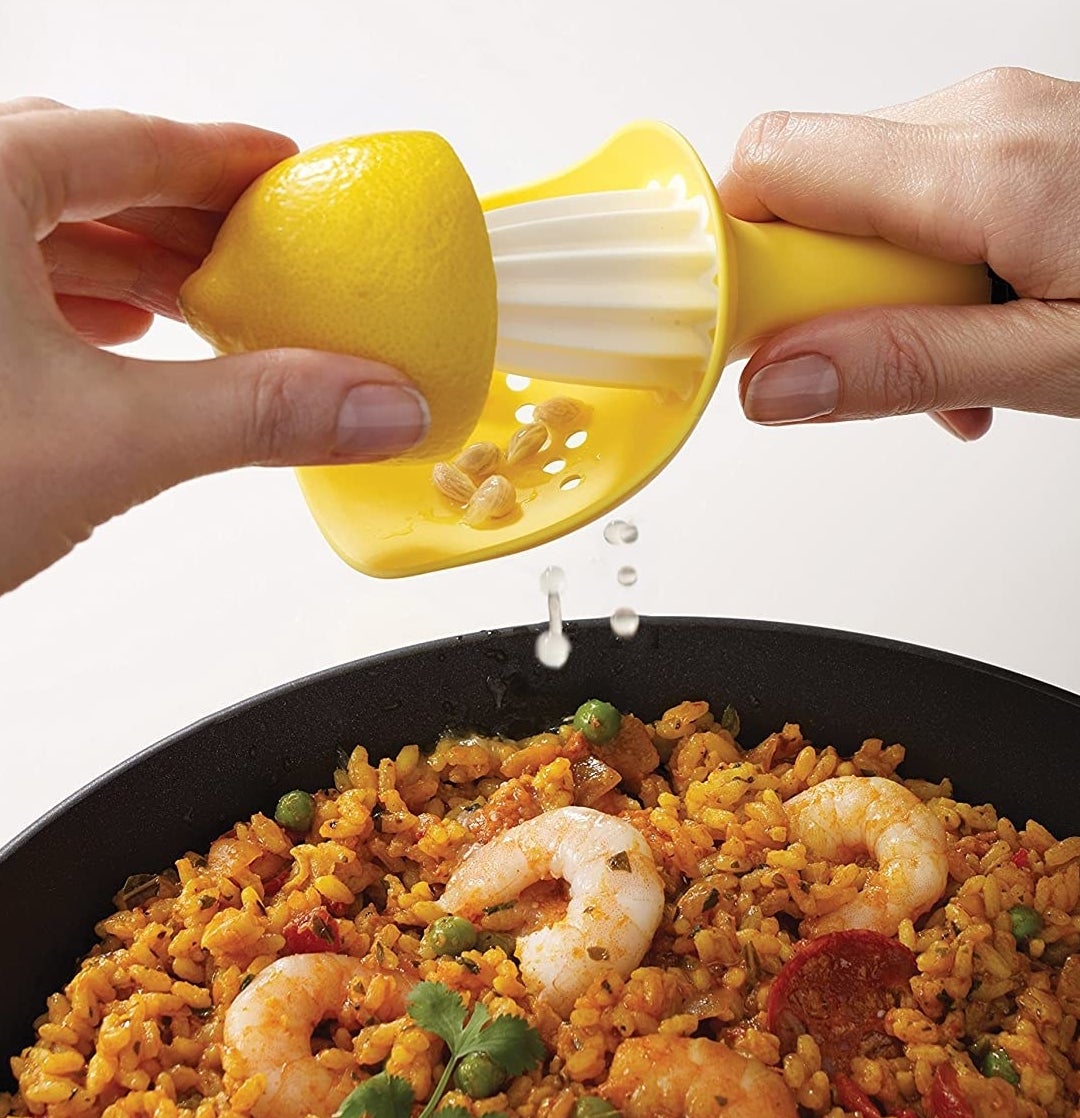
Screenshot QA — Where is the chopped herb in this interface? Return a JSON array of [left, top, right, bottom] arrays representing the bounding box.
[[238, 973, 254, 992], [608, 851, 631, 873], [981, 1047, 1019, 1086], [573, 1100, 618, 1118], [702, 888, 720, 912], [719, 704, 740, 737], [461, 958, 481, 974], [198, 894, 216, 910], [587, 946, 610, 961], [483, 900, 517, 915]]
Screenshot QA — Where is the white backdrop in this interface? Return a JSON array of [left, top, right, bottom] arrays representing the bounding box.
[[1, 0, 1078, 847]]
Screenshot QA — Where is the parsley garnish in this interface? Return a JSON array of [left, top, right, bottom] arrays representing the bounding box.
[[334, 981, 544, 1118]]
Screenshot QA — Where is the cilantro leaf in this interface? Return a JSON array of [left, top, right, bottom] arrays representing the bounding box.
[[407, 981, 467, 1050], [465, 1014, 547, 1076], [407, 980, 548, 1118], [334, 1073, 413, 1118]]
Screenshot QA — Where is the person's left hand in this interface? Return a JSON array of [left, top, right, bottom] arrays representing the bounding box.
[[0, 99, 428, 595]]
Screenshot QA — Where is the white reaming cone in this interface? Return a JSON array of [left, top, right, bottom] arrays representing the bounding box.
[[485, 176, 719, 396]]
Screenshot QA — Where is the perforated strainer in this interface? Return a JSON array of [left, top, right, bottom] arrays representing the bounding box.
[[296, 122, 990, 578]]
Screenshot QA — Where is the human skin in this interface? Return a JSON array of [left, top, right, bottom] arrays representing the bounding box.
[[0, 99, 428, 595], [718, 67, 1080, 441]]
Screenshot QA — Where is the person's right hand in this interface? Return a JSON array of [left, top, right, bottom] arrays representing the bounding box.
[[718, 67, 1080, 440]]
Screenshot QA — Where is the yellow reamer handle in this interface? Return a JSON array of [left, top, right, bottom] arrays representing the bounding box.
[[725, 214, 991, 357]]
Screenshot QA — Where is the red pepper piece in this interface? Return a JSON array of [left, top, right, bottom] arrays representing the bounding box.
[[928, 1064, 975, 1118], [767, 929, 916, 1071], [283, 905, 342, 954], [1011, 848, 1030, 869], [835, 1075, 883, 1118]]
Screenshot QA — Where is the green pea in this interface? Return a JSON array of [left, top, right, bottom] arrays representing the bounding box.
[[573, 700, 621, 744], [454, 1051, 505, 1099], [274, 790, 315, 832], [422, 915, 477, 957], [982, 1048, 1020, 1086], [476, 930, 517, 956], [573, 1099, 619, 1118], [1009, 904, 1043, 943]]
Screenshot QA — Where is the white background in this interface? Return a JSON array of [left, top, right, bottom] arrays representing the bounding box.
[[1, 0, 1078, 848]]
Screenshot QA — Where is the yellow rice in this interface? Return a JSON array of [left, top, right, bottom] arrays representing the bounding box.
[[3, 699, 1080, 1118]]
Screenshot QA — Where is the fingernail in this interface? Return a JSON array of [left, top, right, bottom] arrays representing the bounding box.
[[930, 411, 973, 442], [743, 354, 839, 424], [335, 382, 430, 458]]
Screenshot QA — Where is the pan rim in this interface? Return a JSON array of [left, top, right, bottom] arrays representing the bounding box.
[[3, 613, 1077, 870]]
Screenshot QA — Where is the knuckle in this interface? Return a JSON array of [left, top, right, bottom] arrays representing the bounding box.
[[971, 66, 1044, 107], [246, 354, 303, 463], [736, 110, 797, 171], [874, 314, 943, 415], [0, 96, 67, 116]]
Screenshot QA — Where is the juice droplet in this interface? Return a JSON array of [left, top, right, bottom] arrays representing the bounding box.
[[616, 565, 637, 587], [603, 519, 639, 545], [610, 607, 639, 639], [539, 565, 566, 595]]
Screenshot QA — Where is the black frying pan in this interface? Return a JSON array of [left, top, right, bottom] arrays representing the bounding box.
[[3, 616, 1079, 1074]]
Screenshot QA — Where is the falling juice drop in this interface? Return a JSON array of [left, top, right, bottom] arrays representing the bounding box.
[[603, 519, 639, 545], [539, 565, 566, 595], [610, 607, 640, 639], [536, 565, 570, 668], [616, 565, 637, 587]]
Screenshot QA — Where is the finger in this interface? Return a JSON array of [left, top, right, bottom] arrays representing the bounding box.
[[0, 108, 297, 239], [716, 111, 989, 262], [41, 221, 197, 319], [0, 96, 69, 118], [103, 350, 430, 504], [55, 294, 153, 346], [930, 408, 994, 442], [100, 205, 224, 258], [739, 299, 1080, 423]]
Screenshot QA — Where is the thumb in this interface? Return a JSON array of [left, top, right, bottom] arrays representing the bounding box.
[[115, 347, 430, 491], [740, 299, 1080, 428]]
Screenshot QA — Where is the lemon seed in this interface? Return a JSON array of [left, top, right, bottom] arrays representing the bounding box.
[[506, 422, 548, 466], [463, 475, 517, 526], [535, 396, 586, 429], [432, 462, 477, 506], [453, 441, 502, 479]]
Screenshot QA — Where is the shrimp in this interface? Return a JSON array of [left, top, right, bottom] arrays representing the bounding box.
[[783, 775, 948, 937], [599, 1035, 797, 1118], [223, 954, 414, 1118], [440, 805, 664, 1015]]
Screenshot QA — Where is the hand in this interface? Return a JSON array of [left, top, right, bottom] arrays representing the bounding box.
[[0, 100, 428, 594], [718, 67, 1080, 441]]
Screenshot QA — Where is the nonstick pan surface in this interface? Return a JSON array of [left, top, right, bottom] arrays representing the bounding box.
[[3, 616, 1079, 1071]]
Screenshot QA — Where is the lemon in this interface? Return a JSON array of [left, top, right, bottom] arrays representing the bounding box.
[[179, 131, 497, 459]]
